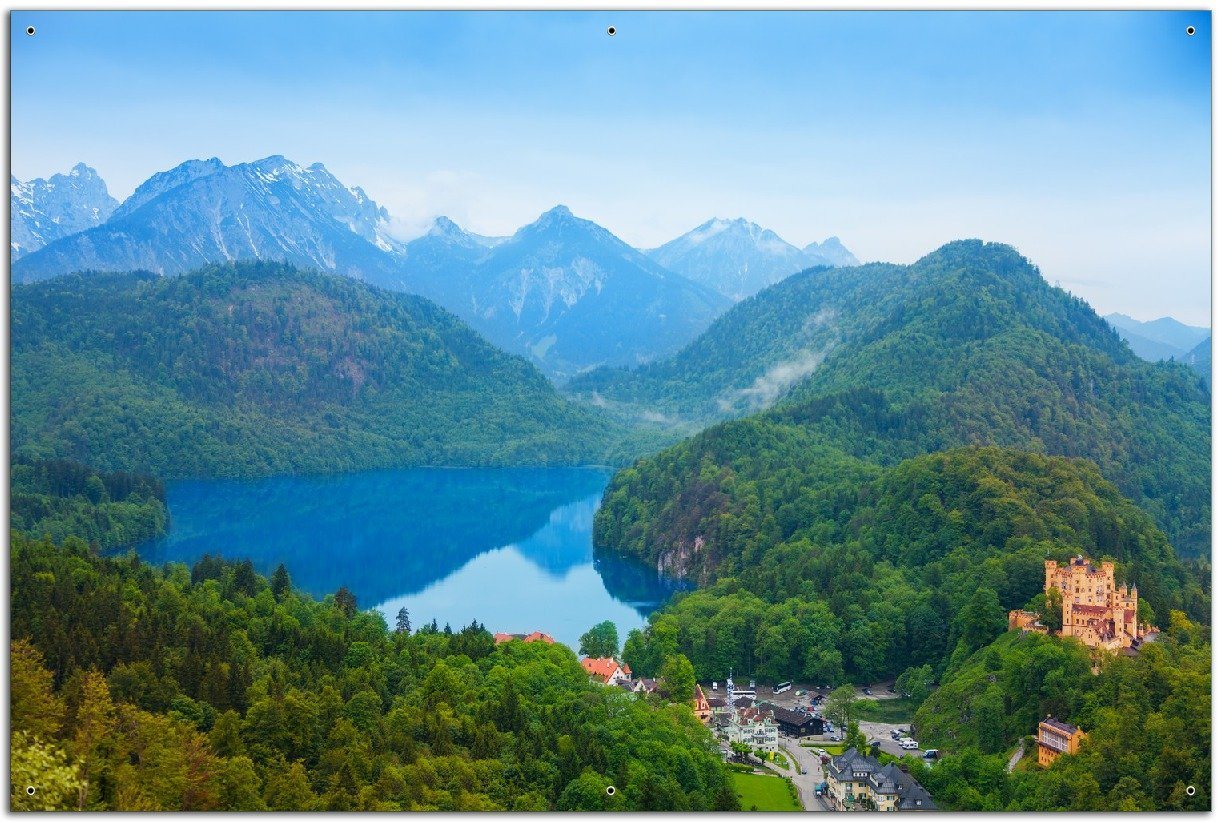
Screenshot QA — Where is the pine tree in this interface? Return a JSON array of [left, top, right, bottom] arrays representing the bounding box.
[[270, 564, 291, 601], [395, 607, 411, 634], [334, 587, 357, 619]]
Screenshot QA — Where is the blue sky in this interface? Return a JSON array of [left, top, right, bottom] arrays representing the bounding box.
[[10, 11, 1212, 324]]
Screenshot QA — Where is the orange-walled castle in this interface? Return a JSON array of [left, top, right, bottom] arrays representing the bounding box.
[[1010, 555, 1152, 653], [1044, 556, 1147, 652]]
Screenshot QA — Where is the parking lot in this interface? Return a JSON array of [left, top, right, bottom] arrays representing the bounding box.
[[743, 682, 926, 758], [859, 720, 916, 758]]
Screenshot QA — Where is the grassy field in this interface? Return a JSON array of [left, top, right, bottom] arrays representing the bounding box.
[[767, 750, 791, 770], [854, 697, 916, 724], [730, 772, 802, 812]]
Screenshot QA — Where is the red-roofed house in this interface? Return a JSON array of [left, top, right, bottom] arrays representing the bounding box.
[[693, 684, 712, 724], [581, 657, 632, 685]]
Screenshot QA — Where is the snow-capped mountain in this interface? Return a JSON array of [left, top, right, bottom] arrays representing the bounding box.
[[646, 218, 858, 301], [404, 206, 731, 378], [12, 156, 404, 284], [11, 163, 119, 258]]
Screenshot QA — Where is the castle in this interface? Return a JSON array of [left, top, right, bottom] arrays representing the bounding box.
[[1010, 556, 1149, 652]]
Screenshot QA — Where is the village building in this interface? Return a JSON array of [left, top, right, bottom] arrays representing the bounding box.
[[617, 677, 660, 695], [826, 748, 936, 811], [1037, 717, 1087, 767], [767, 704, 825, 738], [722, 705, 779, 752], [580, 657, 632, 685], [693, 684, 712, 723], [1008, 555, 1151, 652]]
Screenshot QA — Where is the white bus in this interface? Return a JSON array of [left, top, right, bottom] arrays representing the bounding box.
[[772, 681, 793, 694]]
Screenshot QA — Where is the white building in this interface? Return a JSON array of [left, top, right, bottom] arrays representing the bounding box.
[[724, 706, 779, 752]]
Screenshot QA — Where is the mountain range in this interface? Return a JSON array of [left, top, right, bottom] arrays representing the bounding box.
[[1105, 313, 1210, 362], [9, 158, 867, 380], [12, 158, 771, 379], [645, 217, 858, 301], [11, 164, 118, 258], [11, 156, 406, 287], [402, 207, 732, 378]]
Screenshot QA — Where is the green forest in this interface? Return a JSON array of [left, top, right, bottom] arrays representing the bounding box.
[[913, 620, 1210, 810], [10, 532, 736, 811], [11, 262, 661, 479], [578, 241, 1210, 558], [603, 445, 1206, 681], [10, 457, 168, 550]]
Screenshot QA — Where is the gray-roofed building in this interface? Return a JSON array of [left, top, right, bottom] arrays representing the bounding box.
[[826, 747, 935, 811], [764, 703, 825, 737]]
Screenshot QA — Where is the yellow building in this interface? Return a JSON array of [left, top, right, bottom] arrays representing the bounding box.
[[1045, 556, 1146, 652], [1037, 717, 1086, 767], [1007, 609, 1048, 634]]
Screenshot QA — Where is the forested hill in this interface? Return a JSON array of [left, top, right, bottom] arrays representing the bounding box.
[[586, 241, 1210, 557], [11, 262, 643, 479], [599, 445, 1205, 656]]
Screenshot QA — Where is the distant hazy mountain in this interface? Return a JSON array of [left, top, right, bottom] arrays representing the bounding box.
[[1105, 313, 1209, 361], [1181, 336, 1211, 388], [11, 156, 404, 284], [400, 216, 490, 295], [804, 236, 858, 268], [11, 164, 118, 258], [646, 218, 812, 301], [645, 218, 858, 301], [403, 206, 732, 379]]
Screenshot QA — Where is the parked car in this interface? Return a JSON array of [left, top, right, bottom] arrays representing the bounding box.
[[890, 729, 901, 739], [923, 749, 940, 760], [816, 748, 829, 757], [900, 739, 919, 750], [863, 687, 873, 696]]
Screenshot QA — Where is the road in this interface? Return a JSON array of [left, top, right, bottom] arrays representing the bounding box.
[[779, 741, 828, 812], [1006, 741, 1025, 773]]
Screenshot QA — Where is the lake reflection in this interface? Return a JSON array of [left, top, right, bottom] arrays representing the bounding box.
[[135, 467, 683, 647]]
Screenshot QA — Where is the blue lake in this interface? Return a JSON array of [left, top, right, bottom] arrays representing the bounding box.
[[135, 466, 683, 648]]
